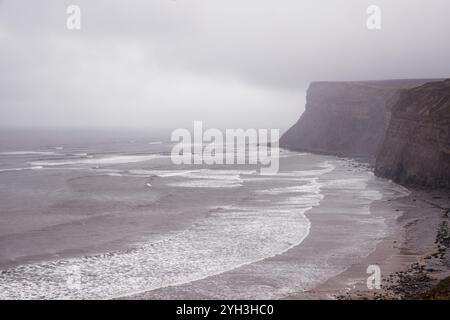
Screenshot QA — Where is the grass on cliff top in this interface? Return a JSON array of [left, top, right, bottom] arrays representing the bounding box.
[[413, 276, 450, 300]]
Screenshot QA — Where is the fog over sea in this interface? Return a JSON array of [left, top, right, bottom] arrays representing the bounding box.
[[0, 128, 409, 299]]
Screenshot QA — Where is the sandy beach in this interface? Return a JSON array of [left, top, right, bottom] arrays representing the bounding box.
[[285, 188, 450, 299]]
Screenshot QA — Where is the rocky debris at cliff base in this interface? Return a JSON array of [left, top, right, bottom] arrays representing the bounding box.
[[337, 204, 450, 300]]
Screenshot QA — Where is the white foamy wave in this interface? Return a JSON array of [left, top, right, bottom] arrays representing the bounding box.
[[169, 180, 243, 188], [106, 173, 125, 177], [278, 162, 335, 178], [322, 177, 368, 189], [0, 157, 330, 299], [0, 166, 43, 173], [0, 151, 59, 156], [361, 189, 383, 201], [278, 151, 309, 158], [0, 206, 313, 300], [127, 169, 198, 177], [165, 169, 258, 188], [105, 169, 257, 180], [29, 154, 163, 167], [256, 178, 319, 195], [278, 193, 323, 207], [196, 169, 257, 176]]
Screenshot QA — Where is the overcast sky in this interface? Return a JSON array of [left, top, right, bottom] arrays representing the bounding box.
[[1, 0, 449, 131]]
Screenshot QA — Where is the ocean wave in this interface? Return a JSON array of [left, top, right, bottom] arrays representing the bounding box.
[[0, 151, 60, 156], [0, 165, 327, 299], [0, 198, 318, 299], [104, 168, 257, 182], [277, 162, 335, 177], [127, 169, 198, 177], [0, 166, 43, 173], [164, 169, 260, 188], [29, 154, 164, 167], [168, 180, 243, 188]]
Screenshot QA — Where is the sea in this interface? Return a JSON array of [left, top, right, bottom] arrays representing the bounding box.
[[0, 128, 409, 299]]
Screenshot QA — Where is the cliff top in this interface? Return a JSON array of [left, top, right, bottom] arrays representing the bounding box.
[[309, 79, 442, 90], [392, 79, 450, 121]]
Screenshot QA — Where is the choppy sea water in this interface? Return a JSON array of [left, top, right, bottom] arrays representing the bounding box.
[[0, 129, 409, 299]]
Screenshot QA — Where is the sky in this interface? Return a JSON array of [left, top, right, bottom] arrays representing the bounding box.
[[0, 0, 449, 131]]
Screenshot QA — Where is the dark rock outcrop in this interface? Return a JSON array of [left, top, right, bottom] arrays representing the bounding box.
[[280, 80, 432, 161], [374, 79, 450, 189]]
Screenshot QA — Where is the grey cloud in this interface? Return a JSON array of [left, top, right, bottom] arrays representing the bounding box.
[[0, 0, 449, 130]]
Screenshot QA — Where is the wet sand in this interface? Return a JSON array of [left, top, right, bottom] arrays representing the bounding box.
[[285, 189, 450, 299]]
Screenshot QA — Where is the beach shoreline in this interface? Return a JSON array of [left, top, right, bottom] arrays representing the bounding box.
[[284, 188, 450, 300], [124, 156, 420, 300]]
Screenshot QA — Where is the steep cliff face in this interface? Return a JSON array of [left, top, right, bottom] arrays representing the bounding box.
[[280, 80, 431, 161], [375, 80, 450, 188]]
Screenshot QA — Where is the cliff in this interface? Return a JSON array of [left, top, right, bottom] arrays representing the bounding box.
[[280, 78, 449, 189], [280, 80, 433, 161], [374, 79, 450, 188]]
